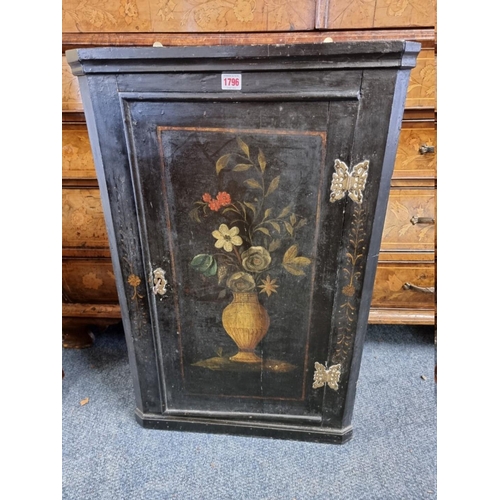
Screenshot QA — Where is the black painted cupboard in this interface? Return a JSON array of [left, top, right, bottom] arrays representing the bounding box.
[[67, 41, 419, 443]]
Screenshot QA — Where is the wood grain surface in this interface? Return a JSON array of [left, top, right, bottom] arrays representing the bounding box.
[[62, 189, 109, 248], [62, 0, 316, 33], [319, 0, 436, 29], [62, 259, 119, 303], [393, 123, 436, 179], [371, 262, 435, 309], [380, 188, 435, 253], [62, 125, 96, 179]]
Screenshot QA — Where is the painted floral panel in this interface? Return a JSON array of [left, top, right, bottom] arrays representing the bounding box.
[[158, 126, 326, 399]]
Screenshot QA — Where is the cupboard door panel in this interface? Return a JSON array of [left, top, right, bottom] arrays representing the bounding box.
[[124, 97, 359, 419]]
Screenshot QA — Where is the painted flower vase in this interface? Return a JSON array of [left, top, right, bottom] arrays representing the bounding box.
[[222, 292, 270, 363]]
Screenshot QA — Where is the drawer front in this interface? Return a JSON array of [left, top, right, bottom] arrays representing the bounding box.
[[62, 0, 316, 33], [393, 124, 436, 180], [62, 189, 109, 248], [62, 125, 96, 179], [62, 55, 82, 112], [323, 0, 436, 29], [371, 263, 435, 309], [405, 48, 436, 109], [380, 188, 435, 253], [62, 259, 118, 303]]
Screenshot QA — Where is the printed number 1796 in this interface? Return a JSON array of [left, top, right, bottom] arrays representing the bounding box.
[[221, 74, 242, 90]]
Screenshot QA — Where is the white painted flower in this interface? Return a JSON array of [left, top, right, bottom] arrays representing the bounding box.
[[212, 224, 243, 252]]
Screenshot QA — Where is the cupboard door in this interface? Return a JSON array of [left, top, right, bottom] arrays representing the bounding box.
[[122, 96, 359, 422]]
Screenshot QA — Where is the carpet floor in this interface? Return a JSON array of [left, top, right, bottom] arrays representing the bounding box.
[[62, 323, 436, 499]]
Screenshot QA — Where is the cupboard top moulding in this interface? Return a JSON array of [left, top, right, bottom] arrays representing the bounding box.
[[62, 0, 436, 33], [66, 41, 419, 443], [67, 40, 420, 73]]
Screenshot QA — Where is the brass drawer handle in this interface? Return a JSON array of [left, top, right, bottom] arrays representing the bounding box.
[[403, 282, 435, 294], [419, 144, 435, 154], [410, 216, 435, 225], [152, 268, 167, 295]]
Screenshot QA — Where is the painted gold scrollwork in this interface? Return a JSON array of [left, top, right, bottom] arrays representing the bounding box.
[[333, 204, 367, 365], [127, 274, 144, 300]]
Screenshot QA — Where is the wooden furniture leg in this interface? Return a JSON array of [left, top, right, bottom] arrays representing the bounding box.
[[62, 318, 95, 349]]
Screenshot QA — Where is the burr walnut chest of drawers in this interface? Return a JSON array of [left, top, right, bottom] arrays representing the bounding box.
[[62, 1, 437, 346], [66, 41, 419, 442]]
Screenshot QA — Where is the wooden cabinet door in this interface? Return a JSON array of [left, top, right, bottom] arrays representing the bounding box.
[[122, 94, 360, 424]]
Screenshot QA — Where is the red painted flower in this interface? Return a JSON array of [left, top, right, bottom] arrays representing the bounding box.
[[208, 199, 222, 211], [216, 191, 231, 207], [202, 193, 212, 203]]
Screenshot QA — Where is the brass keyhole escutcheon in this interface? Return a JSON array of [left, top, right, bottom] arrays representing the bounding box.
[[153, 268, 167, 295]]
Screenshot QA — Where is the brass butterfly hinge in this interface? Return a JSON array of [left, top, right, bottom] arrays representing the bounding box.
[[312, 362, 341, 391], [329, 159, 369, 205], [152, 268, 167, 295]]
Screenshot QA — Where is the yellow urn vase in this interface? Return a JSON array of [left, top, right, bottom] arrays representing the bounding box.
[[222, 292, 270, 363]]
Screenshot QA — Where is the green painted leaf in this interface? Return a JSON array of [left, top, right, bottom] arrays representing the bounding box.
[[283, 263, 306, 276], [189, 207, 201, 223], [269, 239, 281, 252], [295, 218, 307, 230], [216, 154, 231, 175], [283, 245, 299, 263], [245, 178, 262, 189], [284, 221, 294, 236], [263, 208, 272, 220], [266, 176, 280, 197], [293, 256, 311, 267], [233, 163, 252, 171], [255, 227, 271, 236], [191, 254, 214, 272], [243, 202, 257, 215], [277, 204, 292, 219], [202, 258, 218, 277], [282, 246, 311, 276], [236, 137, 250, 158], [258, 148, 266, 172], [222, 207, 239, 215], [269, 221, 281, 233]]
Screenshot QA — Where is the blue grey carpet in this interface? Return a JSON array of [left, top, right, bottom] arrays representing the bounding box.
[[62, 324, 436, 499]]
